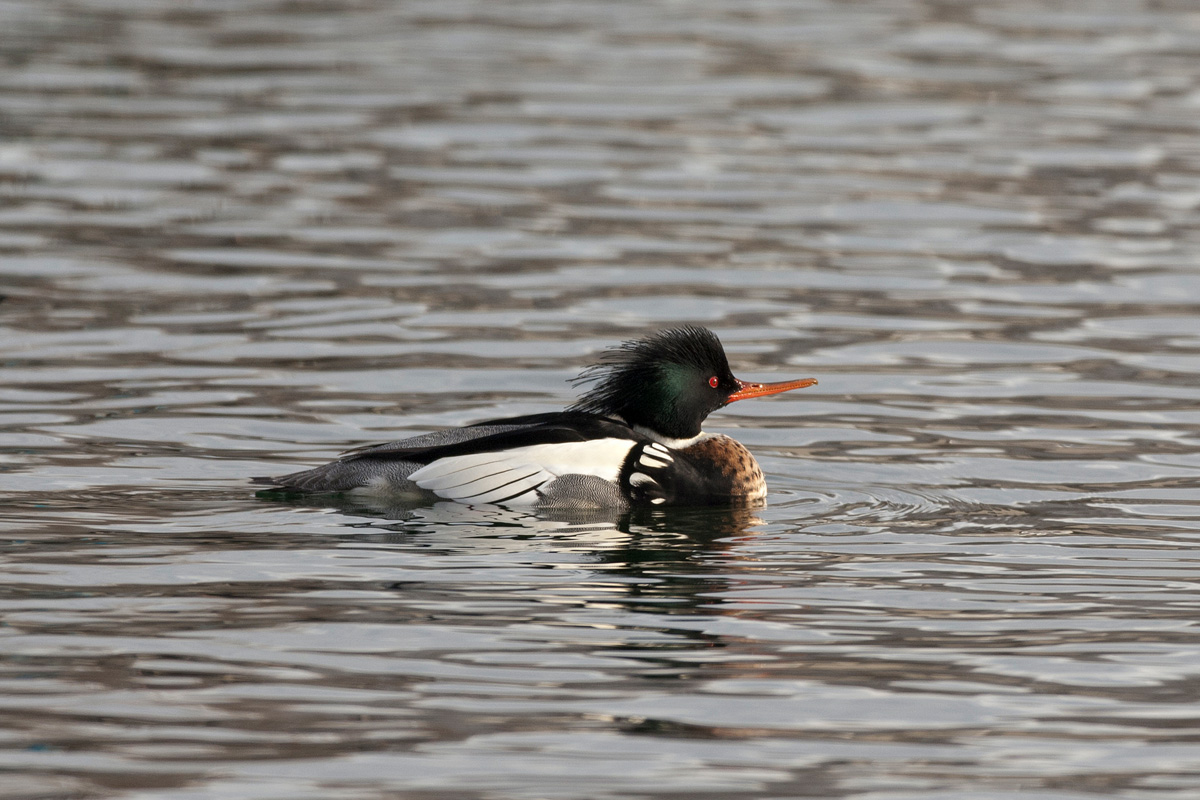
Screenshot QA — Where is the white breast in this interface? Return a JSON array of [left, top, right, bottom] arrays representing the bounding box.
[[408, 438, 635, 505]]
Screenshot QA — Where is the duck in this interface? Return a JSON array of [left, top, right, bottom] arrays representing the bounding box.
[[253, 326, 816, 509]]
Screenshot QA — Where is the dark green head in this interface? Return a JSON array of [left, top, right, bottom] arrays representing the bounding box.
[[569, 326, 817, 440]]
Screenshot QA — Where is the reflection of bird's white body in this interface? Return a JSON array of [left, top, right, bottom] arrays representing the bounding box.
[[256, 327, 815, 509]]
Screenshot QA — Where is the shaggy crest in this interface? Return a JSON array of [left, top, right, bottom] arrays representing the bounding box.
[[569, 326, 735, 438]]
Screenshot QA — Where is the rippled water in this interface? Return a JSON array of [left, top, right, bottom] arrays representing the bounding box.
[[3, 1, 1200, 797]]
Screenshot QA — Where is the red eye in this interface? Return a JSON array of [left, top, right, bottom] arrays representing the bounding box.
[[708, 376, 719, 388]]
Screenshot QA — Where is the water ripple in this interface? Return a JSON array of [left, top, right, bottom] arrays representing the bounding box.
[[2, 1, 1200, 798]]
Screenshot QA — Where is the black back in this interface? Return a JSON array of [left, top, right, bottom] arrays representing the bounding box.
[[345, 412, 650, 466]]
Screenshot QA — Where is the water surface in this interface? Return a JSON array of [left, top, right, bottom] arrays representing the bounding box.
[[3, 1, 1200, 798]]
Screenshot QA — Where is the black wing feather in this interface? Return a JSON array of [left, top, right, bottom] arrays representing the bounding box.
[[346, 412, 642, 466]]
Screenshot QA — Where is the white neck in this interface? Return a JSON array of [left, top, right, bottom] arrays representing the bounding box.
[[630, 425, 708, 450]]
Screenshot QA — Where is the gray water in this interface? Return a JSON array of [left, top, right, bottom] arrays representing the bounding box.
[[3, 1, 1200, 798]]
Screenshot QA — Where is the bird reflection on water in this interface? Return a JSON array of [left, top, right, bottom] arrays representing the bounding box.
[[259, 490, 769, 628], [259, 487, 765, 545]]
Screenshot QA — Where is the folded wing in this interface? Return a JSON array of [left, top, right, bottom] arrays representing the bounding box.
[[409, 439, 634, 505]]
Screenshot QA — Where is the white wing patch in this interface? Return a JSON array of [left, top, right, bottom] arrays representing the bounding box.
[[646, 443, 673, 460], [629, 472, 658, 488], [409, 439, 635, 505], [637, 442, 674, 469]]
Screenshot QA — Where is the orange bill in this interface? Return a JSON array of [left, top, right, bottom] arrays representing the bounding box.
[[727, 377, 817, 403]]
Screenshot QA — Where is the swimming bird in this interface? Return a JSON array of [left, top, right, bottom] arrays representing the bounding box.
[[254, 326, 816, 509]]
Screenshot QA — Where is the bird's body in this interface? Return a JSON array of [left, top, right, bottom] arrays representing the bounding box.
[[254, 327, 815, 510]]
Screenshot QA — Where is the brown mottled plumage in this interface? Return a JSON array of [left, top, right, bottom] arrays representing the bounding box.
[[680, 434, 767, 503]]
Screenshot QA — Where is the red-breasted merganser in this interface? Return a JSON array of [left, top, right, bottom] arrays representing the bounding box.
[[254, 326, 816, 509]]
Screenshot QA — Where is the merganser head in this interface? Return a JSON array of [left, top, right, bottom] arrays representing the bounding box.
[[569, 326, 817, 440]]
